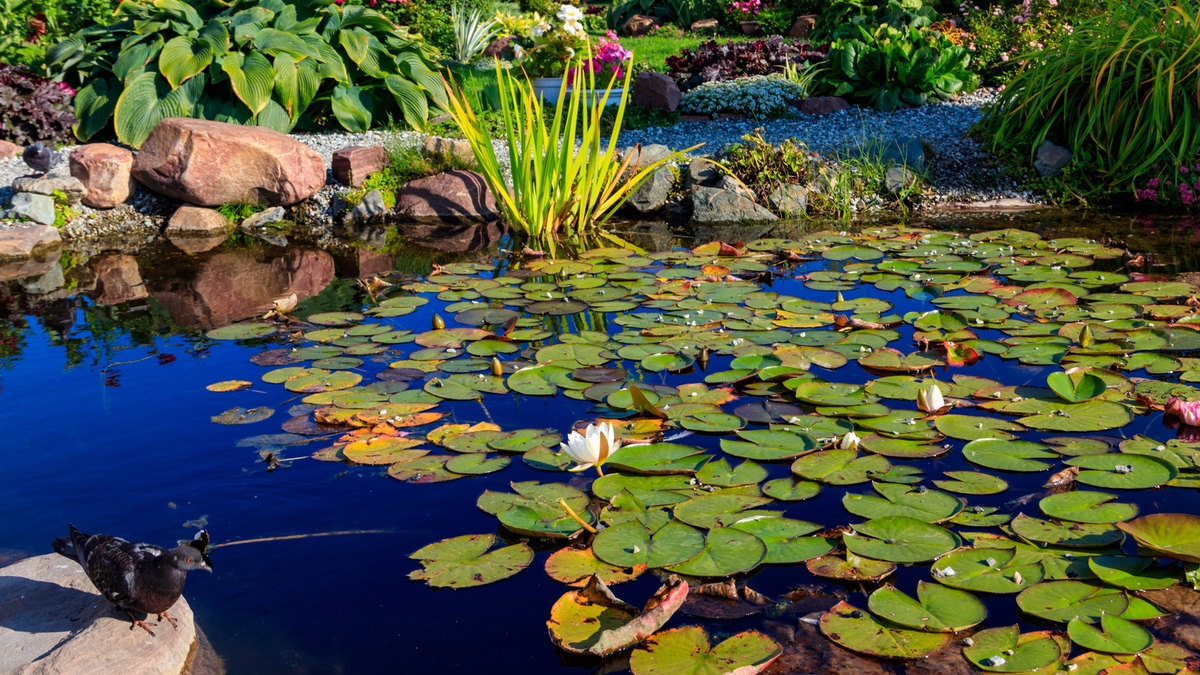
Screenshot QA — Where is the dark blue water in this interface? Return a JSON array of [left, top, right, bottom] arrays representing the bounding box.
[[1, 220, 1198, 673]]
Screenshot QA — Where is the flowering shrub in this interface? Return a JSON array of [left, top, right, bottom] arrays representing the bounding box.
[[729, 0, 762, 21], [680, 75, 806, 118], [956, 0, 1104, 83], [515, 4, 589, 76], [665, 37, 826, 91], [1135, 166, 1200, 210], [0, 63, 75, 145], [569, 31, 631, 84]]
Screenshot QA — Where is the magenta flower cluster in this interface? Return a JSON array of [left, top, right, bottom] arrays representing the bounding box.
[[1135, 167, 1200, 207], [568, 32, 631, 84], [729, 0, 761, 16]]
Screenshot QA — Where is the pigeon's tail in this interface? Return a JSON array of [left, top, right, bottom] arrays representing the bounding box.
[[51, 535, 75, 560]]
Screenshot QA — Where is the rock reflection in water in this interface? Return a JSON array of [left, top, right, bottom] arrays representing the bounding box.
[[147, 248, 334, 329]]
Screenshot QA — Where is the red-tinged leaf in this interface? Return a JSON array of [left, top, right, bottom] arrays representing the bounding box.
[[944, 341, 980, 367], [547, 575, 689, 657]]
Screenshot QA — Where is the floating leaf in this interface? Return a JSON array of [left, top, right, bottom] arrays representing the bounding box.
[[963, 439, 1056, 472], [206, 380, 253, 392], [1010, 513, 1124, 548], [842, 483, 963, 522], [1115, 513, 1200, 562], [206, 323, 276, 340], [1067, 615, 1153, 654], [547, 576, 686, 657], [933, 471, 1009, 495], [807, 552, 896, 581], [544, 547, 646, 587], [1067, 454, 1178, 489], [819, 600, 950, 658], [606, 444, 711, 475], [408, 533, 532, 589], [1087, 556, 1179, 590], [1015, 580, 1128, 623], [844, 516, 962, 563], [665, 526, 768, 577], [729, 518, 832, 564], [629, 626, 781, 675], [211, 406, 274, 425], [720, 429, 818, 461], [867, 581, 987, 632], [1047, 369, 1107, 402], [962, 625, 1063, 672], [593, 520, 707, 568], [1038, 491, 1138, 524]]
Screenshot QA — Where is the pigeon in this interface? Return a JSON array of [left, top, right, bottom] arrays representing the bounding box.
[[22, 141, 59, 176], [52, 525, 212, 636]]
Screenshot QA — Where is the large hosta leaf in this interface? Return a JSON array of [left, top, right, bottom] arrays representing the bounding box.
[[113, 71, 205, 147], [159, 21, 227, 88], [330, 84, 372, 132], [221, 52, 273, 114]]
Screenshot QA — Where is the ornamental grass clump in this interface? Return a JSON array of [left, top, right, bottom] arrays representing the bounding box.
[[981, 0, 1200, 198], [443, 45, 698, 255]]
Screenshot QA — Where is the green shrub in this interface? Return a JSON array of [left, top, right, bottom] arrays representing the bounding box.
[[345, 145, 477, 208], [46, 0, 448, 147], [980, 0, 1200, 198], [816, 24, 979, 111], [519, 0, 560, 16], [721, 132, 810, 203], [367, 0, 496, 55], [607, 0, 723, 31], [0, 0, 119, 73], [958, 0, 1106, 84]]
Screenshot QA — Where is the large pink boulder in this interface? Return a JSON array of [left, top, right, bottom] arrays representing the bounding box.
[[70, 144, 134, 208], [631, 72, 682, 113], [132, 118, 326, 207], [395, 170, 499, 225]]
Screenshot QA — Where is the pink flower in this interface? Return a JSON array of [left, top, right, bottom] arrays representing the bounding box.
[[1147, 178, 1161, 188], [1171, 398, 1200, 426]]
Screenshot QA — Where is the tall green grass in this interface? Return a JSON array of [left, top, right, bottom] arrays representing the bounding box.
[[981, 0, 1200, 196]]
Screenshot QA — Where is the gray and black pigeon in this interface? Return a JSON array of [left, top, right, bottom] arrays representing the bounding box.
[[22, 141, 58, 176], [52, 524, 212, 636]]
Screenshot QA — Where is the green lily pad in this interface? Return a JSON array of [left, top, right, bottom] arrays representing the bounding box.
[[1067, 615, 1153, 654], [933, 471, 1009, 495], [695, 458, 768, 488], [729, 518, 832, 564], [665, 526, 768, 577], [1047, 369, 1107, 402], [720, 429, 818, 461], [935, 415, 1024, 441], [843, 516, 962, 563], [1015, 580, 1128, 623], [963, 439, 1057, 472], [593, 520, 708, 569], [206, 323, 277, 340], [408, 533, 532, 589], [444, 453, 510, 475], [933, 546, 1042, 593], [807, 552, 896, 581], [962, 625, 1063, 672], [792, 449, 892, 485], [1038, 491, 1138, 524], [1010, 513, 1123, 548], [1012, 400, 1133, 432], [842, 483, 963, 522], [1087, 556, 1179, 590], [819, 600, 950, 658], [629, 626, 782, 675], [1067, 454, 1178, 489], [606, 443, 711, 475], [867, 581, 987, 632], [680, 413, 746, 433], [761, 477, 822, 501], [672, 493, 774, 529], [1115, 513, 1200, 562]]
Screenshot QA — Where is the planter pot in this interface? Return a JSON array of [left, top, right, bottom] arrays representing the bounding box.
[[531, 77, 566, 105], [530, 77, 622, 107], [739, 20, 761, 35]]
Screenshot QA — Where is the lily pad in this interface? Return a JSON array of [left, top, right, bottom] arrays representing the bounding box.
[[1047, 369, 1107, 402], [1067, 454, 1178, 489], [1115, 513, 1200, 562], [629, 626, 782, 675], [807, 552, 896, 581], [665, 526, 768, 577], [1010, 513, 1123, 548], [728, 518, 832, 564], [963, 439, 1056, 472], [1015, 580, 1128, 623], [867, 581, 987, 632], [606, 443, 711, 475], [1067, 615, 1153, 654], [842, 483, 963, 522], [933, 471, 1009, 495], [408, 533, 532, 589], [593, 520, 707, 568], [792, 449, 892, 485], [962, 625, 1063, 672], [819, 600, 950, 658], [843, 516, 962, 563], [548, 576, 686, 657], [206, 323, 276, 340], [720, 429, 818, 461], [1038, 491, 1138, 524], [1087, 556, 1179, 591]]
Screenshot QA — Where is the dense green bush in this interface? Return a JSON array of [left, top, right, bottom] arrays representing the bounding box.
[[811, 0, 940, 42], [0, 0, 119, 73], [980, 0, 1200, 197], [817, 23, 978, 111], [47, 0, 447, 147], [367, 0, 495, 55], [607, 0, 722, 30]]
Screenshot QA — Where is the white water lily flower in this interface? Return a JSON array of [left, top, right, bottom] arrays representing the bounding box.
[[557, 3, 583, 22], [839, 431, 861, 451], [273, 293, 298, 314], [917, 385, 945, 413], [561, 421, 620, 476]]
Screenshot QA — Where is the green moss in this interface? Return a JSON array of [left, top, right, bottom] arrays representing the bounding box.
[[53, 204, 78, 229]]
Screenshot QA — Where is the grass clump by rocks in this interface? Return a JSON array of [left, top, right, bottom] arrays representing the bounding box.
[[344, 146, 478, 209]]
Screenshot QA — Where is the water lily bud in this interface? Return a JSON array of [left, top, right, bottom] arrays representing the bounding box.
[[836, 291, 845, 303], [916, 384, 945, 413], [698, 347, 710, 370], [839, 431, 861, 451], [1079, 323, 1093, 348], [432, 314, 445, 330], [491, 357, 503, 377]]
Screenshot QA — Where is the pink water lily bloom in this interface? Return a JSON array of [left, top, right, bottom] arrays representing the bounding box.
[[1176, 398, 1200, 427]]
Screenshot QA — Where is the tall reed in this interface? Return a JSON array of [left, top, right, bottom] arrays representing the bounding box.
[[981, 0, 1200, 196], [443, 45, 699, 255]]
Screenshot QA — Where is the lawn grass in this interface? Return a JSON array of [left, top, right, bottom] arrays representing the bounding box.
[[615, 35, 750, 73]]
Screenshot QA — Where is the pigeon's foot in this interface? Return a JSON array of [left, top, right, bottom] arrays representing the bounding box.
[[125, 609, 156, 637], [158, 610, 180, 630]]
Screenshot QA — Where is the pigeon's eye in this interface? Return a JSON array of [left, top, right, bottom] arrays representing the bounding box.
[[186, 558, 193, 563]]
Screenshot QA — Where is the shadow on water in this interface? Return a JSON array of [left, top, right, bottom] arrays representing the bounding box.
[[1, 209, 1199, 673]]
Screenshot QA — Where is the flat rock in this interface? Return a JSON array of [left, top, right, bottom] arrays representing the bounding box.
[[0, 553, 197, 675], [395, 170, 498, 225], [12, 176, 86, 205], [692, 184, 777, 224], [422, 136, 474, 165], [7, 194, 56, 227], [166, 206, 230, 237], [797, 96, 850, 115], [686, 158, 722, 188], [332, 145, 390, 188], [241, 206, 285, 230], [691, 18, 719, 31], [0, 254, 60, 282], [132, 118, 326, 207], [70, 144, 135, 209], [0, 140, 22, 159], [885, 166, 919, 193], [768, 184, 808, 215], [1035, 140, 1071, 178], [788, 14, 817, 38], [345, 189, 388, 226]]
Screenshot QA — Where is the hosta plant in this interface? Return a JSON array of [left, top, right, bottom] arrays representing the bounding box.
[[46, 0, 446, 147], [817, 24, 979, 112], [444, 47, 696, 255]]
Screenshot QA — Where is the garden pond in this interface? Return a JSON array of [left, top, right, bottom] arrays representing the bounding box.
[[5, 210, 1200, 673]]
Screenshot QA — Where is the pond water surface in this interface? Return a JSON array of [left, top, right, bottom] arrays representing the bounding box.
[[2, 210, 1200, 674]]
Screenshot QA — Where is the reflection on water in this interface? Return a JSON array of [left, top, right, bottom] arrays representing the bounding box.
[[1, 210, 1200, 673]]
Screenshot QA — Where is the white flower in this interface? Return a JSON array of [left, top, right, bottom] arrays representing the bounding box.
[[839, 431, 861, 451], [531, 19, 551, 37], [562, 19, 583, 34], [566, 47, 576, 58], [917, 384, 945, 413], [557, 3, 583, 22], [560, 421, 620, 475], [512, 44, 525, 60]]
